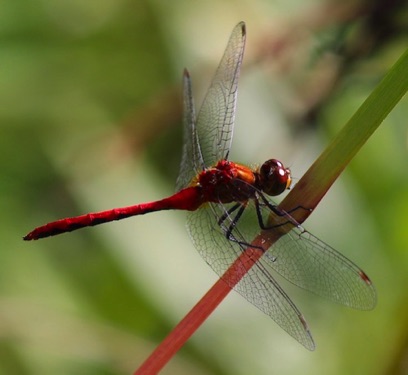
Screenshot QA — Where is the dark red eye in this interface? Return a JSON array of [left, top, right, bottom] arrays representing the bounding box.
[[258, 159, 292, 196]]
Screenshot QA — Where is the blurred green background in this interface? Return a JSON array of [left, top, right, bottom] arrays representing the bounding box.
[[2, 0, 407, 374]]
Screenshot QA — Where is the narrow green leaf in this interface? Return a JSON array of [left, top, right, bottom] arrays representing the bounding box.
[[280, 48, 408, 222]]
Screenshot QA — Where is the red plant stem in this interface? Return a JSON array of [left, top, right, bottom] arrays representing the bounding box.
[[134, 243, 268, 375]]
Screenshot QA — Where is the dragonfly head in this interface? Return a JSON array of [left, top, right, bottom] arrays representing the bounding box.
[[258, 159, 292, 196]]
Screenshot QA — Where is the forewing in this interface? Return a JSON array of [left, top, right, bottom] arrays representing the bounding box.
[[176, 69, 203, 191], [187, 202, 315, 350], [262, 219, 377, 310], [187, 195, 376, 348], [195, 22, 246, 167]]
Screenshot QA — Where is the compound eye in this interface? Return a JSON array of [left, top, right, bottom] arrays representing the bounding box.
[[259, 159, 291, 196]]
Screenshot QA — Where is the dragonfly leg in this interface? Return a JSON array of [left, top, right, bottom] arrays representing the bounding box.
[[255, 194, 309, 230], [286, 205, 312, 215], [218, 203, 266, 251], [217, 203, 242, 227], [218, 203, 246, 241]]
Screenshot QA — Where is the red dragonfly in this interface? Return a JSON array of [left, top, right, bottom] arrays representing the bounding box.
[[24, 22, 376, 350]]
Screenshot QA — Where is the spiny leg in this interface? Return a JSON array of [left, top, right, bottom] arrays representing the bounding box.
[[217, 202, 242, 228], [255, 193, 311, 230], [218, 202, 265, 252]]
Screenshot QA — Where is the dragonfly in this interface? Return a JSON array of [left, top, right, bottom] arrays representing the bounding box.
[[24, 21, 376, 350]]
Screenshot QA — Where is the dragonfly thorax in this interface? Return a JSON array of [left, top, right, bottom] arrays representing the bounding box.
[[197, 160, 258, 204]]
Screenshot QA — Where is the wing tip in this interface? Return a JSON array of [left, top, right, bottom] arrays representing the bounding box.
[[237, 21, 246, 36], [299, 314, 316, 351]]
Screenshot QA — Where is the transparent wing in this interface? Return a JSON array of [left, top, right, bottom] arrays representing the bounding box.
[[187, 202, 315, 350], [195, 21, 246, 167], [263, 221, 377, 310], [186, 196, 376, 349], [176, 69, 203, 191], [176, 22, 246, 190]]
